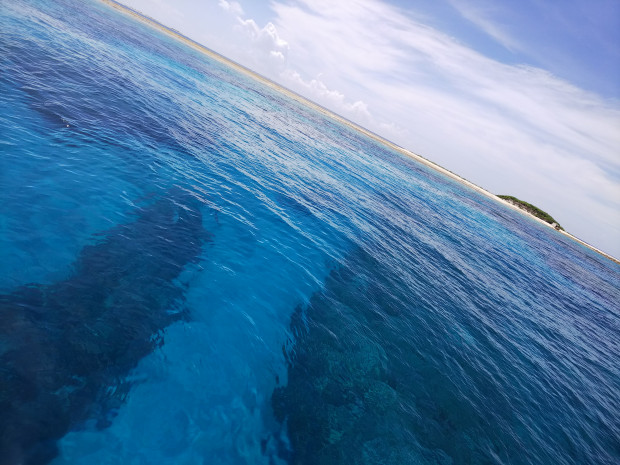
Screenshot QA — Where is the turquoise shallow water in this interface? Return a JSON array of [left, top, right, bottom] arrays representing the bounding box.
[[1, 1, 619, 464]]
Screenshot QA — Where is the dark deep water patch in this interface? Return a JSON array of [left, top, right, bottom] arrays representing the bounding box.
[[0, 188, 206, 464], [273, 246, 620, 465]]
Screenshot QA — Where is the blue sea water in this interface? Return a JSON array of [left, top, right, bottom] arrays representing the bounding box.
[[1, 0, 619, 464]]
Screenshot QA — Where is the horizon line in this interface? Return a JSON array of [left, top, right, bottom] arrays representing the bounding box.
[[98, 0, 620, 265]]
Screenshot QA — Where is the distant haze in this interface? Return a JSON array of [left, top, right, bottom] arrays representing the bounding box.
[[122, 0, 620, 258]]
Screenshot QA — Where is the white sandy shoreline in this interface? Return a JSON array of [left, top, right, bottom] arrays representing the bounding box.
[[100, 0, 620, 266]]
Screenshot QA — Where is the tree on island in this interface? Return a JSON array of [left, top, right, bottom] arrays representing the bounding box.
[[497, 195, 564, 230]]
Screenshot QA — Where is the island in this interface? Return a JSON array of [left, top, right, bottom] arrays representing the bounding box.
[[497, 195, 563, 230]]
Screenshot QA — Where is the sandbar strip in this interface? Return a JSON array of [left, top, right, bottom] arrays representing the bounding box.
[[99, 0, 620, 266]]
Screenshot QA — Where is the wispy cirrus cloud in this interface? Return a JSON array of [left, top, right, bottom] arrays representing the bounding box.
[[447, 0, 522, 52]]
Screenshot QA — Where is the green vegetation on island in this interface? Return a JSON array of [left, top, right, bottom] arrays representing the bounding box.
[[498, 195, 564, 230]]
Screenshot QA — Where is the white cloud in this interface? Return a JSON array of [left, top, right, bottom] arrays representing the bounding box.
[[447, 0, 521, 51], [236, 19, 288, 63], [282, 70, 372, 121], [222, 18, 288, 76], [124, 0, 289, 78], [218, 0, 243, 17]]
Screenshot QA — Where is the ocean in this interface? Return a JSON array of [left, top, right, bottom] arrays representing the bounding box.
[[1, 0, 619, 464]]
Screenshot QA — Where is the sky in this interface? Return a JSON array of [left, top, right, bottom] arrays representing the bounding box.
[[121, 0, 620, 258]]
